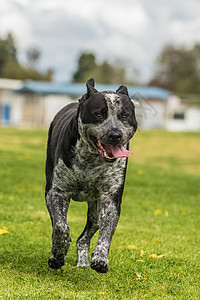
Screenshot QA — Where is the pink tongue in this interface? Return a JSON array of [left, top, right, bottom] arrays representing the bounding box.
[[104, 144, 133, 158]]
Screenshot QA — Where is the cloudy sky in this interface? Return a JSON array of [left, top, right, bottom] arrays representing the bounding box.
[[0, 0, 200, 82]]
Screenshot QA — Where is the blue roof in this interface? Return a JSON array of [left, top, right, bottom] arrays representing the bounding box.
[[17, 80, 171, 100]]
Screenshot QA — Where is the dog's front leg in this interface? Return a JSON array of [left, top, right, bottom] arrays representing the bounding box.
[[46, 187, 71, 270], [76, 200, 99, 268], [91, 193, 121, 273]]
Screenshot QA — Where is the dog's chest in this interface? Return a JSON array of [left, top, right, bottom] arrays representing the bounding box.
[[52, 142, 127, 202]]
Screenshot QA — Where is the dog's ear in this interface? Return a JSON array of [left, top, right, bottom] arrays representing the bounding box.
[[86, 78, 98, 97], [87, 78, 95, 88], [78, 78, 98, 103], [116, 85, 129, 96]]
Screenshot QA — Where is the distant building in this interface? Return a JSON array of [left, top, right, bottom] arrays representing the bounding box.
[[165, 94, 200, 131], [0, 79, 23, 125], [0, 78, 200, 130], [0, 79, 73, 127]]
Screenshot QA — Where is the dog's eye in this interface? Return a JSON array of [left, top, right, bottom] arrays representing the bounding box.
[[121, 112, 128, 120], [94, 112, 103, 119]]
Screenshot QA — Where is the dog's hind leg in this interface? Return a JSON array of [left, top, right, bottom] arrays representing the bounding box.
[[46, 188, 71, 270], [76, 200, 99, 267]]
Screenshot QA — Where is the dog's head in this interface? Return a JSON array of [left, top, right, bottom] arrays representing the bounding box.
[[78, 78, 138, 162]]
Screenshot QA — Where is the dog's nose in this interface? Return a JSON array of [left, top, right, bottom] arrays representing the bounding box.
[[108, 129, 122, 144]]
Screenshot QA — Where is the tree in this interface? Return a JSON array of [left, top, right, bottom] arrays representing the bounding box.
[[73, 52, 97, 82], [26, 46, 41, 68], [149, 43, 200, 93], [96, 60, 126, 84], [0, 33, 17, 73], [0, 32, 53, 81], [72, 52, 127, 84]]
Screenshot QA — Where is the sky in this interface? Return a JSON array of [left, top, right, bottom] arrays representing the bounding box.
[[0, 0, 200, 82]]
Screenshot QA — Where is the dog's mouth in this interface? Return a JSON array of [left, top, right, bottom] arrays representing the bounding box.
[[91, 138, 132, 161]]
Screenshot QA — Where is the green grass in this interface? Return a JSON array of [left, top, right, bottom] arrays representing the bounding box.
[[0, 128, 199, 299]]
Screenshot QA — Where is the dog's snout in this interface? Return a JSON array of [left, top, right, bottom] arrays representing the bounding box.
[[108, 129, 122, 144]]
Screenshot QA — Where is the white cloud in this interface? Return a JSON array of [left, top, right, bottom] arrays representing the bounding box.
[[0, 0, 200, 82], [99, 3, 149, 36], [0, 2, 32, 48]]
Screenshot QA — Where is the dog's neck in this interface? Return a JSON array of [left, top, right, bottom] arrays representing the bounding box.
[[74, 137, 100, 165]]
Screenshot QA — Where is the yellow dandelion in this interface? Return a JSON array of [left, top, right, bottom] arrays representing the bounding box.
[[154, 209, 162, 215], [164, 210, 169, 217], [137, 170, 144, 175], [181, 210, 187, 216], [0, 228, 8, 235], [136, 260, 145, 263], [140, 250, 145, 257], [127, 245, 138, 251], [152, 238, 161, 242], [148, 253, 158, 259], [149, 253, 166, 259]]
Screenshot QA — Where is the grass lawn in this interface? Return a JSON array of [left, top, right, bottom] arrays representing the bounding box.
[[0, 128, 199, 299]]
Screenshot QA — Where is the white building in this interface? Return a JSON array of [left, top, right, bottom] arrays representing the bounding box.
[[165, 95, 200, 131], [0, 79, 73, 127], [0, 78, 200, 130], [0, 79, 23, 125]]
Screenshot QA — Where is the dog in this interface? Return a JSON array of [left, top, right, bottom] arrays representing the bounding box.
[[45, 78, 137, 273]]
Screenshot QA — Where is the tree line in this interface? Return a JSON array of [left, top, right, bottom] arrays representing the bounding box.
[[1, 32, 200, 94], [149, 43, 200, 94], [72, 52, 128, 85], [73, 44, 200, 94], [0, 33, 53, 81]]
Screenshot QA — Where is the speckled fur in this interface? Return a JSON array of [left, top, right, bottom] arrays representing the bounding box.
[[45, 79, 137, 272], [78, 92, 134, 152]]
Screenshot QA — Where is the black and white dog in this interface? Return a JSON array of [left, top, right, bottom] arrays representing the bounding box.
[[45, 78, 137, 273]]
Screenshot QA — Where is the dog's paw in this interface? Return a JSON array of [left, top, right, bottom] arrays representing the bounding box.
[[90, 254, 109, 273], [48, 256, 65, 270], [77, 250, 90, 268], [77, 261, 90, 268], [77, 258, 90, 268]]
